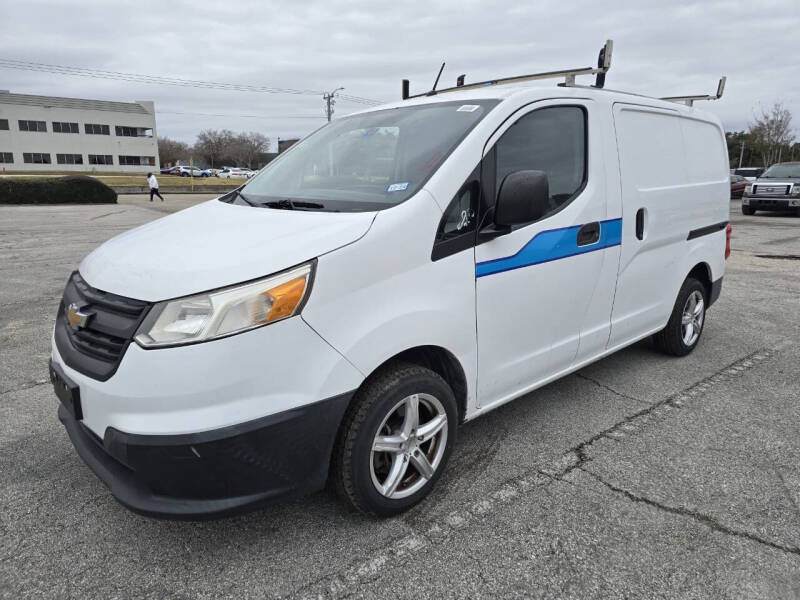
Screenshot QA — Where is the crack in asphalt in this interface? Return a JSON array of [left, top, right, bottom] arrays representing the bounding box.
[[89, 210, 127, 221], [575, 372, 647, 405], [295, 347, 782, 599], [581, 467, 800, 556], [0, 379, 49, 397]]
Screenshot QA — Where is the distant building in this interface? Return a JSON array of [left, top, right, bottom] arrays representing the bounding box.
[[278, 138, 299, 153], [0, 90, 159, 173]]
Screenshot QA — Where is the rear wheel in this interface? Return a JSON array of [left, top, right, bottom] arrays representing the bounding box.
[[332, 362, 457, 517], [742, 205, 756, 215], [653, 278, 707, 357]]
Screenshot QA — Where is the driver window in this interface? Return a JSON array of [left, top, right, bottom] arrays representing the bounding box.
[[494, 106, 586, 214]]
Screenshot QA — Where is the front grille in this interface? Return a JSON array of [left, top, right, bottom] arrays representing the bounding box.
[[753, 184, 790, 196], [55, 272, 151, 381]]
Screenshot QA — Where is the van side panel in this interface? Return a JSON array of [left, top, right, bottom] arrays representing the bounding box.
[[608, 105, 728, 348]]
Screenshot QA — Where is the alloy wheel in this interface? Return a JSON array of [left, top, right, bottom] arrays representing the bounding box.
[[681, 290, 704, 346], [370, 393, 448, 500]]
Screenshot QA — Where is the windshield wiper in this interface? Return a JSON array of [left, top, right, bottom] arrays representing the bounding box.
[[262, 199, 325, 210], [229, 188, 257, 206]]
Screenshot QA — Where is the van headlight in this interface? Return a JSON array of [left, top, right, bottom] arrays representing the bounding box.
[[134, 262, 314, 348]]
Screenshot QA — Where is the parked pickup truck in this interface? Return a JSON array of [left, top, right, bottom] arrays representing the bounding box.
[[741, 162, 800, 216]]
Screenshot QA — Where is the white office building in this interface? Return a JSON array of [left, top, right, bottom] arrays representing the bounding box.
[[0, 91, 159, 173]]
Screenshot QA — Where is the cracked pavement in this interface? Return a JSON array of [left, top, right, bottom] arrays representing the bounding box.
[[1, 196, 799, 599]]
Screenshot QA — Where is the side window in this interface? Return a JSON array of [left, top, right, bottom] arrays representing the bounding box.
[[432, 165, 480, 261], [440, 182, 477, 238], [494, 106, 586, 215]]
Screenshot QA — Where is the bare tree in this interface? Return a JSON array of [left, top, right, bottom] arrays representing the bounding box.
[[748, 102, 795, 167], [157, 136, 189, 167], [194, 129, 236, 168], [231, 132, 270, 169]]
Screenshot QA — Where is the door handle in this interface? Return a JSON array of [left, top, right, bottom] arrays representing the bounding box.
[[577, 221, 600, 246], [635, 208, 645, 240]]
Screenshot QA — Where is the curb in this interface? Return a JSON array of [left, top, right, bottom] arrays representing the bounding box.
[[111, 186, 237, 194]]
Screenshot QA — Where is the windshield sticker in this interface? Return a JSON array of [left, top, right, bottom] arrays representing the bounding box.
[[386, 182, 410, 193], [457, 105, 480, 112]]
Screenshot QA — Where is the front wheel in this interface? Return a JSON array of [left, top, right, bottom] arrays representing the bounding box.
[[653, 277, 707, 356], [332, 362, 457, 517], [742, 205, 756, 215]]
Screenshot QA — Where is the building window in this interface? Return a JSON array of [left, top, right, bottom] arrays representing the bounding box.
[[19, 120, 47, 132], [0, 119, 8, 131], [88, 154, 113, 165], [115, 126, 153, 137], [118, 155, 155, 166], [0, 152, 13, 163], [53, 122, 80, 134], [23, 152, 51, 164], [56, 153, 84, 165], [85, 123, 110, 135]]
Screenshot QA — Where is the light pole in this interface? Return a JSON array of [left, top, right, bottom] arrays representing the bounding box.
[[323, 87, 344, 122]]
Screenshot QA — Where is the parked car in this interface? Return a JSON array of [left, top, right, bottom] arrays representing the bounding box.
[[50, 70, 731, 519], [734, 167, 765, 182], [730, 174, 748, 199], [741, 162, 800, 215], [159, 166, 178, 175], [173, 166, 209, 177], [218, 168, 252, 179]]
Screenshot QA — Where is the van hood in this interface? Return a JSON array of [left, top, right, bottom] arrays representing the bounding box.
[[79, 199, 376, 301]]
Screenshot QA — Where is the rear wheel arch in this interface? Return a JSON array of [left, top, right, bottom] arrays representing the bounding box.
[[686, 262, 712, 301]]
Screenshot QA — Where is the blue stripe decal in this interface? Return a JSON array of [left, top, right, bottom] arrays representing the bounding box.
[[475, 218, 622, 278]]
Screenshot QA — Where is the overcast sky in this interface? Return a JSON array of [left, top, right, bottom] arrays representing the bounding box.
[[1, 0, 798, 152]]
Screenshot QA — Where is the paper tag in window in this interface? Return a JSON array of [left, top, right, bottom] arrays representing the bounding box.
[[386, 182, 410, 193], [457, 105, 480, 112]]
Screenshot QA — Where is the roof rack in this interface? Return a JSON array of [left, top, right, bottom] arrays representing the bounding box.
[[401, 40, 613, 100], [661, 77, 726, 106]]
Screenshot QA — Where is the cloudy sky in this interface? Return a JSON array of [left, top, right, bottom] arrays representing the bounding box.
[[1, 0, 798, 151]]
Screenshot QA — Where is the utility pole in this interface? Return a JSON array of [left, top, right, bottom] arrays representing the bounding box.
[[738, 138, 745, 169], [323, 87, 344, 122]]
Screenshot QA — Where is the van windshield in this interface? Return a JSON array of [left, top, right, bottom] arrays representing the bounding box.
[[234, 100, 498, 211]]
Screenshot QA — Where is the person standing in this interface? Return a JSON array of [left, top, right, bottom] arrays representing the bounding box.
[[147, 172, 164, 202]]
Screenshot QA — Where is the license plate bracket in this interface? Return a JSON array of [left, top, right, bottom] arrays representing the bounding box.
[[49, 360, 82, 420]]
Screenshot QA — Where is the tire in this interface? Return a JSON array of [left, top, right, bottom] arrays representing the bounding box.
[[653, 277, 707, 357], [332, 361, 458, 517], [742, 205, 756, 215]]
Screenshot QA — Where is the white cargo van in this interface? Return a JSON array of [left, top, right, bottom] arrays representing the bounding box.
[[50, 43, 732, 518]]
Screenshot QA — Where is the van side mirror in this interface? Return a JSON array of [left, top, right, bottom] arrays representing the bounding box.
[[494, 170, 550, 228]]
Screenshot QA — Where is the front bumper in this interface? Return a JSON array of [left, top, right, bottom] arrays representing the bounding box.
[[57, 388, 353, 519], [51, 311, 364, 518], [742, 196, 799, 211]]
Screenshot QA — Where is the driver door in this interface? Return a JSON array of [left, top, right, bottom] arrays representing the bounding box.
[[475, 101, 617, 410]]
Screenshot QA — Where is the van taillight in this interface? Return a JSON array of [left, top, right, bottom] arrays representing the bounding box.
[[725, 224, 732, 259]]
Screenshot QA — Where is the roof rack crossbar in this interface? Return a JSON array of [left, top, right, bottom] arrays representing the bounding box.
[[401, 40, 613, 100], [661, 76, 726, 107]]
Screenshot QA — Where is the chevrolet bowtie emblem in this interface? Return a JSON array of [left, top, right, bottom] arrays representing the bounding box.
[[66, 303, 92, 330]]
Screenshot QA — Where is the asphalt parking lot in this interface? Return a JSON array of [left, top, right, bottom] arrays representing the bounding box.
[[1, 195, 799, 599]]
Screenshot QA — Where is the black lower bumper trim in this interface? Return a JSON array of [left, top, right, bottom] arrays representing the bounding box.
[[58, 390, 353, 519], [745, 199, 794, 211], [709, 277, 723, 308]]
